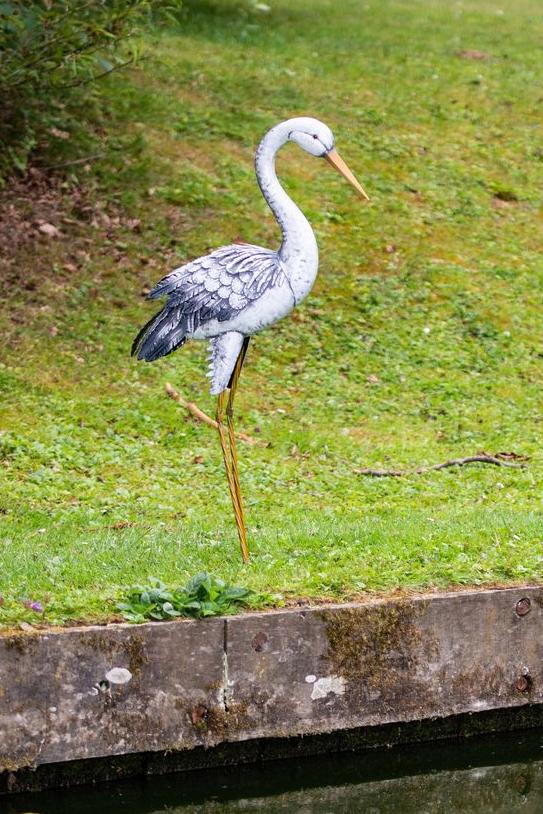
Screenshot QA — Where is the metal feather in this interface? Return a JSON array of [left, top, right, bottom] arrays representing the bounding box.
[[132, 243, 285, 362]]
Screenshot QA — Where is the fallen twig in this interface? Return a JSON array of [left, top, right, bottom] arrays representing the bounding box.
[[165, 383, 261, 445], [356, 453, 528, 477], [42, 153, 106, 171]]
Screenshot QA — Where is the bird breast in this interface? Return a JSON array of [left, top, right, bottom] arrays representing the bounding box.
[[280, 243, 319, 305]]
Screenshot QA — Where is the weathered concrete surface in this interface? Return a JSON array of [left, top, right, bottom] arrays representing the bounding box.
[[226, 587, 543, 740], [0, 586, 542, 781], [0, 618, 225, 771]]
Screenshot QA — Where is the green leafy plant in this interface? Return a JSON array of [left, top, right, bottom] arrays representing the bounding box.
[[117, 573, 274, 623], [0, 0, 174, 177]]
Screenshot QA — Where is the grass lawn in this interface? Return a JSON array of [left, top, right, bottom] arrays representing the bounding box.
[[1, 0, 543, 625]]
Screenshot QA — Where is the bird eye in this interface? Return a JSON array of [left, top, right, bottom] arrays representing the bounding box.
[[312, 134, 318, 139]]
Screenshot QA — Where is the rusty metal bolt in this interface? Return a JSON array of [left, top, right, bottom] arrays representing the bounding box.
[[515, 674, 532, 693], [515, 597, 531, 617], [252, 632, 268, 652]]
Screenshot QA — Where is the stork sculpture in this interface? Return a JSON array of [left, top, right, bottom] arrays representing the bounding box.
[[132, 117, 369, 562]]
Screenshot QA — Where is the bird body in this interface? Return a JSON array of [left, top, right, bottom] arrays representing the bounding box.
[[133, 117, 342, 392], [136, 240, 293, 392], [133, 116, 368, 560]]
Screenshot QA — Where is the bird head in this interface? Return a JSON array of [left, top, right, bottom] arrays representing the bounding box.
[[287, 116, 369, 201]]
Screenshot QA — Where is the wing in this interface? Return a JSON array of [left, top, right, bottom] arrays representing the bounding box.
[[132, 243, 285, 362]]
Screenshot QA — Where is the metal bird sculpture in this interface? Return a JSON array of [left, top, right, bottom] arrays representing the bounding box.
[[132, 117, 368, 562]]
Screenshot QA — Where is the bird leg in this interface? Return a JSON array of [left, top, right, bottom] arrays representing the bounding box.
[[216, 391, 244, 557], [226, 338, 250, 562], [216, 339, 250, 562]]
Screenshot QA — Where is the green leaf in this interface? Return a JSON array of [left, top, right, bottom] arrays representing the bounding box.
[[117, 573, 271, 623]]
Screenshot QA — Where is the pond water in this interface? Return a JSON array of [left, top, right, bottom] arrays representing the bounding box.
[[6, 730, 543, 814]]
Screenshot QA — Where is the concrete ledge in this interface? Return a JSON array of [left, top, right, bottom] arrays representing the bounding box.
[[4, 705, 543, 794], [1, 585, 542, 790]]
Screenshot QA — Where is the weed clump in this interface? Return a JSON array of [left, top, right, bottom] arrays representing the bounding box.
[[117, 572, 273, 623]]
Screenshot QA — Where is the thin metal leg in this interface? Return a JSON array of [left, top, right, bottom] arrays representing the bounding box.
[[216, 391, 244, 555], [226, 338, 250, 562]]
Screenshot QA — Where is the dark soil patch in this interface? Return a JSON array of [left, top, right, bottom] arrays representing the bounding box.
[[0, 169, 95, 297], [0, 168, 147, 330]]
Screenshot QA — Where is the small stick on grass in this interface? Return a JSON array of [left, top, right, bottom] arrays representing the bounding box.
[[165, 383, 260, 445], [356, 454, 528, 478], [42, 153, 106, 171]]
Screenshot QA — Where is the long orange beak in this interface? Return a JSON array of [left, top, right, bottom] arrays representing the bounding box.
[[325, 149, 370, 201]]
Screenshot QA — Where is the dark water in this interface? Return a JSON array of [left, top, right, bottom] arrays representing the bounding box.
[[6, 730, 543, 813]]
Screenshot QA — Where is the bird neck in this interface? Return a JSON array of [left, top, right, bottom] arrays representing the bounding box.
[[255, 123, 318, 298]]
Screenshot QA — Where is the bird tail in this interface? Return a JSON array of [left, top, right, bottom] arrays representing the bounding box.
[[131, 306, 187, 361]]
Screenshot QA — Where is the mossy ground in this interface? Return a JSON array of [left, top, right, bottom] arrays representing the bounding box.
[[1, 0, 542, 624]]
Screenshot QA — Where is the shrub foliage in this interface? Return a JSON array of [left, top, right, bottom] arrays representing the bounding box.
[[0, 0, 150, 177]]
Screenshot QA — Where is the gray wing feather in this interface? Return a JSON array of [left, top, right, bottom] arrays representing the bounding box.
[[132, 243, 285, 361]]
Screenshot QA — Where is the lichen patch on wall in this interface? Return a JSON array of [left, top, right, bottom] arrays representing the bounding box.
[[310, 675, 346, 701]]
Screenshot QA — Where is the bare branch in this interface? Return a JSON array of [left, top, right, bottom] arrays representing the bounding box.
[[165, 383, 261, 446], [42, 153, 106, 171], [356, 454, 528, 478], [60, 57, 136, 89]]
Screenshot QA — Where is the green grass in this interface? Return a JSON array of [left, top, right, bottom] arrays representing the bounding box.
[[1, 0, 543, 624]]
